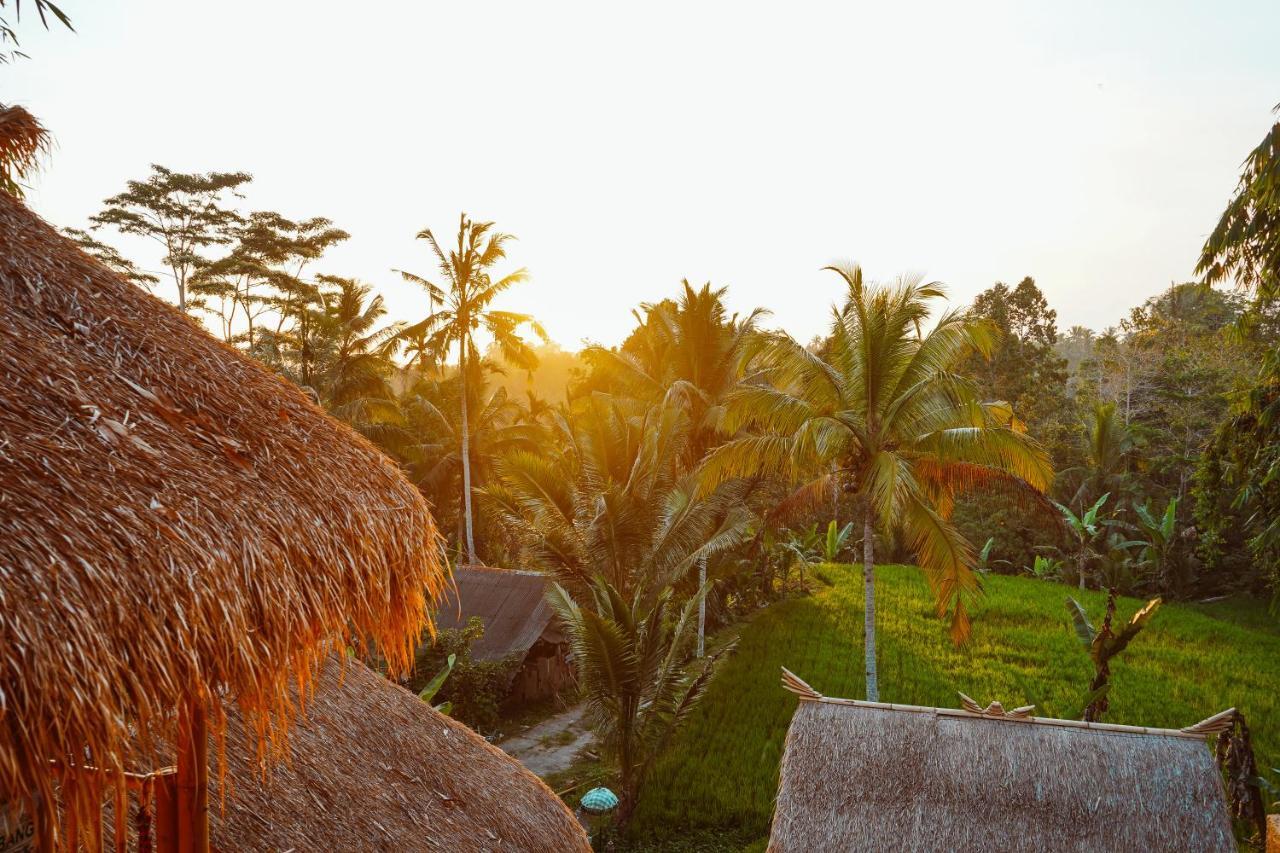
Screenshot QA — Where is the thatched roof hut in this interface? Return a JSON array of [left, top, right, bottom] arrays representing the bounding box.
[[0, 192, 450, 847], [435, 566, 573, 704], [769, 670, 1235, 852], [208, 655, 590, 851], [437, 565, 561, 661]]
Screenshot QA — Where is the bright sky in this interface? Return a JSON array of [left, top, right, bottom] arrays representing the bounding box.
[[7, 0, 1279, 349]]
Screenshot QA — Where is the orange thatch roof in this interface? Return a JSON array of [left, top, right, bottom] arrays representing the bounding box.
[[0, 193, 446, 823], [204, 656, 590, 851]]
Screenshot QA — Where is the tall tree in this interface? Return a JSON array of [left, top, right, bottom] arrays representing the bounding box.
[[962, 277, 1071, 459], [1194, 105, 1280, 593], [483, 393, 752, 598], [700, 267, 1053, 700], [310, 276, 404, 435], [91, 165, 252, 312], [581, 281, 766, 652], [195, 211, 348, 352], [396, 213, 542, 565], [548, 576, 725, 826]]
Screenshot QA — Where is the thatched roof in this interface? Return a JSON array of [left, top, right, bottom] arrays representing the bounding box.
[[206, 655, 590, 851], [435, 566, 561, 661], [769, 671, 1235, 852], [0, 193, 446, 818]]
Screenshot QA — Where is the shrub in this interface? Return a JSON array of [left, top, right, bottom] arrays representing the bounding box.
[[407, 617, 520, 732]]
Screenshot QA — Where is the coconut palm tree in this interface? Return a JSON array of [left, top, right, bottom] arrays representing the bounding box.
[[547, 576, 726, 827], [396, 214, 543, 564], [482, 393, 753, 598], [399, 367, 546, 557], [700, 266, 1053, 701], [315, 276, 404, 434], [1063, 401, 1138, 511], [582, 281, 766, 652], [582, 281, 765, 453]]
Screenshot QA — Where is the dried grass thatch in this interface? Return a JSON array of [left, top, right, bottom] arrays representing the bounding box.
[[769, 672, 1234, 852], [0, 192, 447, 832], [103, 656, 590, 851], [0, 103, 50, 197]]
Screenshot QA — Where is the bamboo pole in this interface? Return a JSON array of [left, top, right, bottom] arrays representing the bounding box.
[[175, 698, 210, 853], [113, 784, 128, 853], [153, 772, 178, 853], [60, 775, 77, 853], [34, 793, 57, 853]]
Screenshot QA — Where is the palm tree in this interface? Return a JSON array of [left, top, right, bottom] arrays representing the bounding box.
[[315, 276, 405, 434], [1064, 401, 1137, 511], [582, 281, 766, 652], [701, 266, 1053, 701], [399, 367, 545, 556], [482, 394, 753, 598], [396, 214, 543, 564], [548, 576, 726, 827]]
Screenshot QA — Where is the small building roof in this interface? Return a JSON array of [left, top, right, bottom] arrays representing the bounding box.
[[435, 565, 560, 661], [0, 193, 445, 824], [208, 656, 591, 851], [768, 670, 1235, 853]]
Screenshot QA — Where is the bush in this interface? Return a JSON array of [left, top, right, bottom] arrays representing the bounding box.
[[407, 617, 520, 732]]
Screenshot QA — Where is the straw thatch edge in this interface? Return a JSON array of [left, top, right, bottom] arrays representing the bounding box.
[[779, 668, 1232, 741]]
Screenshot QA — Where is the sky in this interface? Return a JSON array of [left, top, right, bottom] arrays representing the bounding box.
[[6, 0, 1279, 350]]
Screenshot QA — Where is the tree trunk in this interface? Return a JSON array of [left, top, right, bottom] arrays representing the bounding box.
[[459, 337, 478, 565], [696, 555, 706, 658], [862, 513, 879, 702], [1078, 550, 1086, 590]]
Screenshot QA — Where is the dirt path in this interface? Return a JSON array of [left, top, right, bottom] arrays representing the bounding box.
[[498, 704, 595, 777]]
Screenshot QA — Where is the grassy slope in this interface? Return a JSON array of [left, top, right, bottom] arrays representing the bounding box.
[[631, 563, 1280, 843]]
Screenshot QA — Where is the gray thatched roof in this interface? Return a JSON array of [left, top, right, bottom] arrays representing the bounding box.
[[208, 655, 590, 851], [435, 565, 561, 661], [768, 671, 1234, 853]]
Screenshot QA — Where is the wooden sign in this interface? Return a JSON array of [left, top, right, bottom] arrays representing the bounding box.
[[0, 803, 35, 853]]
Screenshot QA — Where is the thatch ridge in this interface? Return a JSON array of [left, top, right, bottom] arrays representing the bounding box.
[[204, 656, 591, 851], [768, 672, 1235, 852], [0, 193, 446, 828]]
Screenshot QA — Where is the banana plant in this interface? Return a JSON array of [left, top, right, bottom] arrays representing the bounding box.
[[1054, 492, 1110, 590], [1066, 591, 1161, 721], [418, 652, 457, 715], [1028, 555, 1063, 581], [823, 520, 855, 563], [779, 523, 822, 589], [1133, 497, 1195, 592], [975, 537, 1011, 574]]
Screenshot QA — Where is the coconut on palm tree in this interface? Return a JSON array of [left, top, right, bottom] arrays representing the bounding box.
[[396, 214, 544, 564], [700, 266, 1053, 701]]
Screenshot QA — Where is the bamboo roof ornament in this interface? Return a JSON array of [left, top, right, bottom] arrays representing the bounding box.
[[957, 692, 1036, 719], [0, 191, 455, 850]]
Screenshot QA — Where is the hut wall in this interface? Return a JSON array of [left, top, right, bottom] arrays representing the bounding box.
[[506, 640, 576, 706]]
